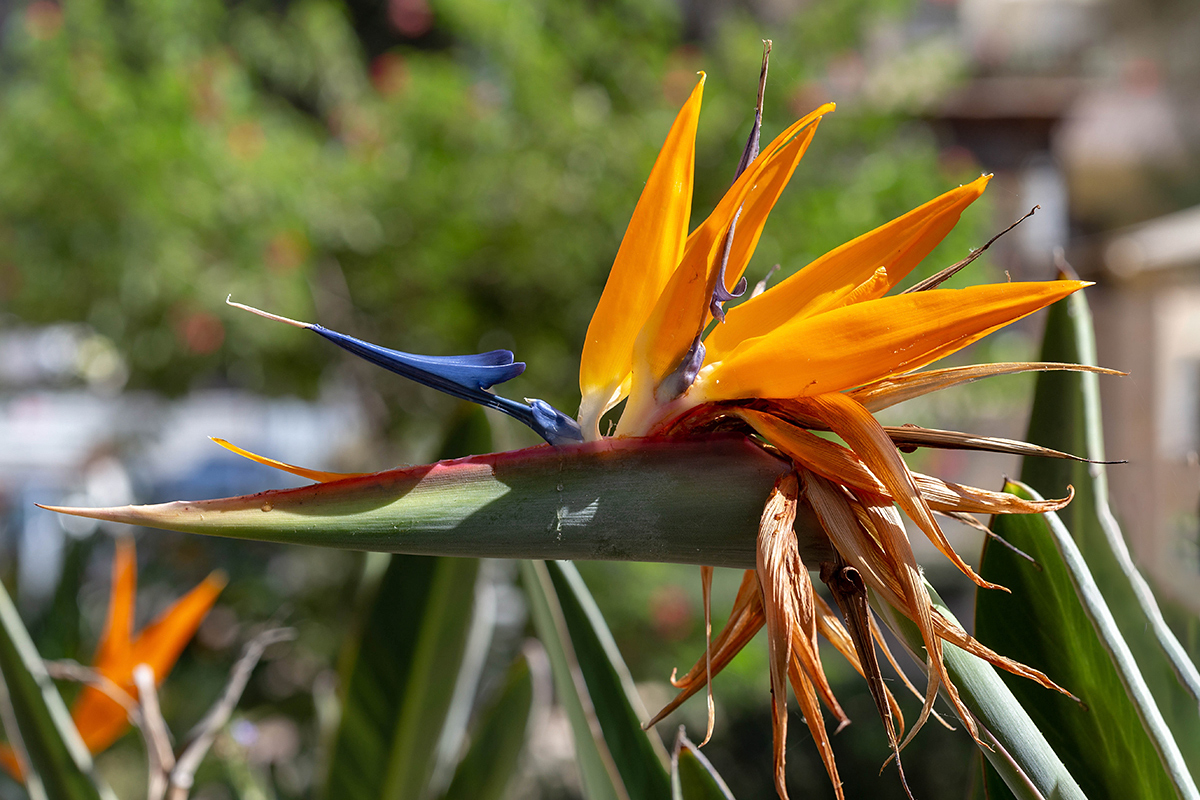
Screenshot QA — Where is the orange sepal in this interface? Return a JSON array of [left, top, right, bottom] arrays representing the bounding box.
[[697, 281, 1088, 404], [706, 175, 990, 359], [618, 105, 833, 435], [211, 438, 367, 483], [577, 76, 706, 435]]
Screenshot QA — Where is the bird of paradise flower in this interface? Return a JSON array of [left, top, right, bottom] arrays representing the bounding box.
[[45, 49, 1123, 800], [0, 539, 224, 779]]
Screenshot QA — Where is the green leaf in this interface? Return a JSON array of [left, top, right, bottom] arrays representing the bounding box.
[[440, 652, 535, 800], [520, 560, 622, 800], [322, 555, 480, 800], [33, 535, 93, 664], [873, 583, 1086, 800], [544, 561, 671, 800], [1022, 283, 1200, 771], [42, 437, 806, 571], [974, 752, 1019, 800], [0, 579, 114, 800], [323, 402, 496, 800], [671, 729, 735, 800], [978, 484, 1195, 800]]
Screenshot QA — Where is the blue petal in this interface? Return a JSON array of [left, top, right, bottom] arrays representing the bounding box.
[[311, 326, 526, 392], [227, 298, 582, 446], [309, 325, 581, 446], [528, 399, 584, 444]]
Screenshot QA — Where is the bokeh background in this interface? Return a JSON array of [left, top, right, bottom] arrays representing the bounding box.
[[2, 0, 1199, 796]]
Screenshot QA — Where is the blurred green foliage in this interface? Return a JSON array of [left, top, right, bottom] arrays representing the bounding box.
[[0, 0, 999, 795], [0, 0, 984, 444]]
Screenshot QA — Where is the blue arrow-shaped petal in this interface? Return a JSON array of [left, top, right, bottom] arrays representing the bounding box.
[[227, 298, 582, 445]]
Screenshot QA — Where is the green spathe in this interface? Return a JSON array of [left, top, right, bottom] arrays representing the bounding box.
[[44, 436, 829, 569]]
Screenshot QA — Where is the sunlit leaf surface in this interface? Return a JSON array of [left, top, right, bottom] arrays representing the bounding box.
[[979, 487, 1180, 800], [1019, 286, 1200, 776]]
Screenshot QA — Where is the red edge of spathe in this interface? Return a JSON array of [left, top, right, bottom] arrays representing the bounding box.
[[36, 433, 788, 520]]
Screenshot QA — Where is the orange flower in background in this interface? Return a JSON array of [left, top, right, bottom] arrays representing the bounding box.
[[0, 539, 225, 778]]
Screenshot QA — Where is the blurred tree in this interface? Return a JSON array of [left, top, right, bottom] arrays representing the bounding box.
[[0, 0, 984, 446], [0, 0, 1002, 796]]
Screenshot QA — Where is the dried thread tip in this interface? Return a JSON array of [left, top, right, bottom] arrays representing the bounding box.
[[709, 43, 772, 323], [226, 296, 311, 329], [903, 202, 1036, 294]]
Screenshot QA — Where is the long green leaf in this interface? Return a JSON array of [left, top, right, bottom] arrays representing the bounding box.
[[979, 484, 1197, 800], [42, 437, 814, 570], [1022, 283, 1200, 769], [873, 584, 1086, 800], [544, 561, 671, 800], [520, 559, 623, 800], [0, 579, 114, 800], [671, 729, 735, 800], [440, 652, 534, 800], [974, 752, 1019, 800], [323, 402, 495, 800], [322, 555, 479, 800]]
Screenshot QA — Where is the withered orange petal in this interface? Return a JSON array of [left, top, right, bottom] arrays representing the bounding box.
[[707, 175, 990, 357], [803, 392, 1001, 590], [648, 571, 764, 728], [793, 620, 849, 729], [916, 474, 1073, 516], [734, 408, 885, 495], [786, 550, 846, 728], [851, 492, 960, 748], [849, 361, 1125, 412], [736, 407, 1071, 519], [698, 281, 1088, 403], [786, 659, 844, 800], [756, 475, 801, 800], [932, 611, 1076, 700], [801, 472, 902, 606], [800, 470, 952, 746], [700, 564, 715, 746], [577, 76, 705, 435], [669, 569, 761, 689]]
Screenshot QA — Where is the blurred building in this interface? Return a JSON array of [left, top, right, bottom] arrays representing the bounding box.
[[920, 0, 1200, 605], [702, 0, 1200, 602], [0, 322, 370, 610]]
